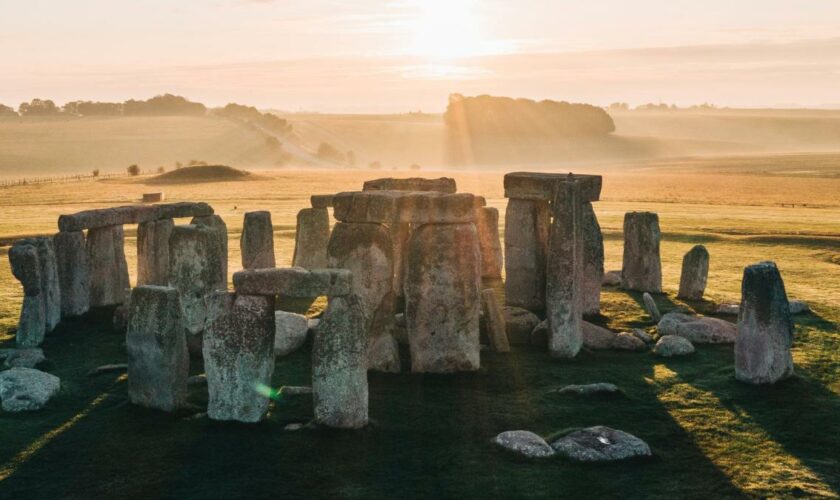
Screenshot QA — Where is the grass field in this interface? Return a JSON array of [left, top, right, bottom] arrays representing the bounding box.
[[0, 162, 838, 497]]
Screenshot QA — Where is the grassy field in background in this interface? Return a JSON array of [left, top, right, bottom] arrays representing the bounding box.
[[0, 164, 838, 497]]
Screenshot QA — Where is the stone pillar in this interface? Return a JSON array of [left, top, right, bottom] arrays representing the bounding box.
[[735, 262, 794, 384], [312, 293, 368, 428], [476, 207, 503, 279], [481, 289, 510, 352], [504, 199, 550, 312], [546, 179, 584, 359], [137, 218, 173, 286], [86, 225, 131, 307], [405, 223, 480, 373], [15, 238, 61, 333], [192, 215, 228, 288], [621, 212, 662, 293], [389, 222, 411, 304], [126, 285, 188, 411], [9, 244, 45, 347], [582, 203, 604, 316], [678, 245, 709, 300], [204, 292, 276, 422], [241, 211, 275, 269], [327, 222, 399, 372], [292, 207, 330, 269], [54, 231, 90, 317]]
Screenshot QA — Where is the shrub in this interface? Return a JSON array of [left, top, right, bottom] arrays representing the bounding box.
[[127, 164, 141, 176]]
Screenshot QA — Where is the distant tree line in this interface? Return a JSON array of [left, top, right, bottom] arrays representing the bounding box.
[[3, 94, 207, 117]]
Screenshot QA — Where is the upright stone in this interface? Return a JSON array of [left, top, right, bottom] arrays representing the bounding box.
[[389, 222, 411, 302], [481, 289, 510, 353], [328, 222, 399, 372], [137, 219, 174, 286], [735, 262, 794, 384], [406, 223, 480, 373], [621, 212, 662, 293], [15, 238, 61, 332], [9, 244, 45, 347], [191, 215, 228, 287], [86, 225, 131, 307], [53, 231, 89, 317], [504, 199, 550, 312], [678, 245, 709, 300], [292, 207, 330, 269], [582, 203, 604, 315], [204, 292, 275, 422], [241, 211, 276, 269], [126, 286, 188, 411], [312, 294, 368, 428], [476, 207, 503, 279], [546, 178, 584, 359]]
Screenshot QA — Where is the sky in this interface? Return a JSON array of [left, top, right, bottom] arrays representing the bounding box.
[[2, 0, 840, 112]]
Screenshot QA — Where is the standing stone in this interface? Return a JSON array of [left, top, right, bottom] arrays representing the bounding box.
[[481, 289, 510, 353], [389, 222, 411, 303], [87, 225, 131, 307], [191, 215, 228, 288], [14, 238, 61, 332], [643, 292, 661, 322], [546, 179, 584, 359], [621, 212, 662, 293], [126, 286, 188, 411], [292, 207, 330, 269], [204, 292, 275, 422], [9, 244, 45, 347], [678, 245, 710, 300], [53, 231, 90, 317], [406, 223, 480, 373], [476, 207, 503, 279], [137, 218, 174, 286], [504, 199, 550, 312], [312, 294, 368, 429], [582, 203, 604, 316], [328, 222, 399, 372], [735, 262, 794, 384], [241, 211, 276, 269]]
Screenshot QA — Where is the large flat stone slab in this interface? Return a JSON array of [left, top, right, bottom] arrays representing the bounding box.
[[362, 177, 456, 193], [233, 267, 352, 298], [58, 202, 213, 232], [504, 172, 602, 202], [333, 191, 476, 224]]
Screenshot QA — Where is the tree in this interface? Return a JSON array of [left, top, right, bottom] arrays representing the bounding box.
[[127, 164, 141, 176], [157, 166, 166, 173], [409, 163, 421, 171], [0, 104, 18, 117], [18, 99, 60, 116], [317, 142, 346, 163], [92, 169, 100, 177]]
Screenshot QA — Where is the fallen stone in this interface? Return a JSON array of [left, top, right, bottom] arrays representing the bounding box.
[[274, 310, 309, 357], [657, 312, 736, 344], [332, 191, 477, 224], [789, 300, 810, 315], [0, 367, 60, 412], [613, 332, 647, 351], [602, 270, 622, 287], [582, 321, 617, 350], [556, 383, 620, 396], [632, 329, 654, 344], [241, 211, 276, 269], [292, 208, 330, 269], [363, 177, 456, 193], [4, 348, 46, 368], [233, 267, 352, 298], [678, 245, 709, 300], [481, 289, 510, 353], [310, 194, 335, 209], [505, 306, 541, 346], [137, 218, 174, 286], [504, 198, 550, 312], [503, 172, 602, 202], [653, 335, 695, 357], [87, 225, 131, 307], [475, 207, 503, 278], [621, 212, 662, 293], [493, 430, 556, 458], [53, 231, 90, 317], [582, 203, 604, 316], [642, 292, 661, 322], [550, 426, 651, 462], [9, 244, 46, 347], [58, 202, 213, 232]]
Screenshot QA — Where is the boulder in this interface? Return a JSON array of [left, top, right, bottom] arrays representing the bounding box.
[[0, 367, 60, 412], [332, 191, 476, 224], [53, 231, 90, 317], [241, 211, 276, 269], [582, 203, 604, 316], [4, 348, 46, 369], [233, 267, 352, 298], [613, 332, 647, 351], [631, 329, 654, 344], [550, 426, 651, 462], [657, 312, 736, 344], [602, 270, 622, 287], [505, 306, 541, 345], [493, 431, 555, 458], [475, 207, 503, 278], [653, 335, 695, 357], [582, 321, 617, 350], [642, 292, 661, 322], [9, 244, 46, 347], [292, 208, 330, 269], [503, 172, 602, 202], [735, 261, 794, 384], [481, 289, 510, 353], [137, 218, 174, 286], [621, 212, 662, 293], [504, 198, 550, 312], [274, 311, 309, 357], [677, 245, 709, 300], [556, 383, 620, 396], [362, 177, 456, 193], [86, 225, 131, 307]]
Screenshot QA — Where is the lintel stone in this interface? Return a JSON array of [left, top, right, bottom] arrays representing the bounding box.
[[58, 202, 213, 232], [233, 267, 352, 297], [362, 177, 456, 193], [504, 172, 602, 202], [333, 191, 476, 224]]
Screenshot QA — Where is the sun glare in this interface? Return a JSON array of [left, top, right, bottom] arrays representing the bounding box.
[[405, 0, 489, 59]]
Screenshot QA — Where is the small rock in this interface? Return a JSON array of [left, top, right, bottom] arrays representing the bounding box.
[[789, 300, 809, 315], [493, 430, 556, 458], [550, 426, 651, 462], [642, 292, 661, 322], [602, 270, 622, 287], [504, 307, 541, 345], [275, 311, 309, 357], [0, 367, 60, 412], [653, 335, 695, 357], [613, 332, 647, 351], [281, 385, 313, 396], [658, 312, 736, 344], [556, 383, 619, 396], [4, 348, 45, 368], [715, 303, 740, 315], [187, 412, 207, 420], [632, 329, 654, 344], [582, 321, 617, 350]]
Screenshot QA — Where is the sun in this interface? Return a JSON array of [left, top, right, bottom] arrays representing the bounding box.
[[405, 0, 488, 59]]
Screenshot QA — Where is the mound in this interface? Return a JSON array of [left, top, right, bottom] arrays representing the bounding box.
[[145, 165, 253, 184]]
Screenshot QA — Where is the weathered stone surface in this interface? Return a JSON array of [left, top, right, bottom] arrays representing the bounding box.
[[406, 223, 481, 373], [613, 332, 647, 351], [53, 231, 90, 317], [602, 270, 622, 286], [87, 225, 131, 307], [312, 294, 368, 428], [111, 288, 132, 333], [632, 329, 654, 344], [4, 348, 45, 368], [233, 267, 352, 297], [333, 191, 477, 224], [191, 214, 229, 288], [274, 310, 309, 357], [557, 383, 620, 396], [157, 202, 214, 221], [0, 367, 60, 412], [789, 300, 810, 315], [137, 219, 173, 286], [9, 244, 46, 347], [481, 289, 510, 353], [476, 207, 503, 278], [621, 212, 662, 293], [388, 222, 411, 301], [126, 286, 189, 411], [310, 194, 335, 209], [169, 224, 228, 336], [653, 335, 695, 357], [241, 211, 276, 269], [582, 203, 604, 316], [363, 177, 457, 193], [204, 292, 276, 422], [493, 431, 555, 458], [678, 245, 709, 300], [657, 312, 737, 344], [642, 292, 661, 322], [292, 208, 330, 269], [735, 261, 794, 384], [58, 202, 213, 232], [583, 321, 617, 350], [504, 172, 602, 202], [367, 334, 400, 373], [551, 426, 651, 462], [504, 198, 550, 312], [505, 306, 541, 345], [15, 238, 61, 332], [546, 178, 584, 359]]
